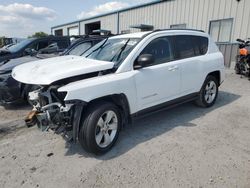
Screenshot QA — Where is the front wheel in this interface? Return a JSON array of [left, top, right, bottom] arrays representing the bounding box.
[[79, 101, 121, 155], [195, 76, 219, 108]]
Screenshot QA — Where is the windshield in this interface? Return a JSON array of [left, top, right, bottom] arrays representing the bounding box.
[[7, 38, 35, 53], [83, 38, 140, 65], [68, 42, 92, 56]]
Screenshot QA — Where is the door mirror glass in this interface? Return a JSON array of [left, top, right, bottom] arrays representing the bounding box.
[[134, 54, 154, 69]]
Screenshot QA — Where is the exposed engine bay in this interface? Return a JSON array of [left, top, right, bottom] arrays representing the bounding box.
[[25, 71, 108, 140], [26, 86, 75, 138]]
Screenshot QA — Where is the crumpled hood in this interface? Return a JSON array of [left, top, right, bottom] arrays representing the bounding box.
[[0, 56, 39, 73], [12, 55, 114, 85]]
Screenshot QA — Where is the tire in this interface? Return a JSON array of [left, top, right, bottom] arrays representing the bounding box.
[[79, 101, 121, 155], [235, 63, 241, 74], [195, 75, 219, 108]]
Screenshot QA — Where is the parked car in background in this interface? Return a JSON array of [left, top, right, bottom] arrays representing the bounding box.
[[0, 36, 70, 65], [0, 43, 14, 50], [12, 29, 225, 155], [0, 33, 112, 105]]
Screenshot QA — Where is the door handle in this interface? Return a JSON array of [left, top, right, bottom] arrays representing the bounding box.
[[168, 66, 179, 71]]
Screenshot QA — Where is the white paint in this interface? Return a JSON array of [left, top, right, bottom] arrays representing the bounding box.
[[12, 55, 114, 85], [14, 30, 225, 114], [58, 30, 224, 114]]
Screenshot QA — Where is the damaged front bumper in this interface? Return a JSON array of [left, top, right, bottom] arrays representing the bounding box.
[[27, 88, 86, 142]]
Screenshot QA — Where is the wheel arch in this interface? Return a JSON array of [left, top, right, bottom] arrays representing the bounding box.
[[85, 93, 131, 126], [207, 70, 221, 85]]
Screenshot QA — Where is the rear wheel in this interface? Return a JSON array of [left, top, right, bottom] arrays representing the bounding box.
[[79, 101, 121, 155], [195, 76, 218, 108], [235, 63, 241, 74]]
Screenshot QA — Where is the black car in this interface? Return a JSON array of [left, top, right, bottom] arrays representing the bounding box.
[[0, 34, 111, 105], [0, 36, 70, 65]]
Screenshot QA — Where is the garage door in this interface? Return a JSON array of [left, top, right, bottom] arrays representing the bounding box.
[[68, 27, 79, 36]]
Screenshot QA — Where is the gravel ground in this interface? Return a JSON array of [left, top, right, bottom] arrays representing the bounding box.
[[0, 69, 250, 188]]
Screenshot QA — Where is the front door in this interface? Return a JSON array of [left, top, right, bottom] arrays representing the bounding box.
[[134, 36, 181, 110]]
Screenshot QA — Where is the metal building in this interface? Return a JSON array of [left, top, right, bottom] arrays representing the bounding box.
[[51, 0, 250, 66]]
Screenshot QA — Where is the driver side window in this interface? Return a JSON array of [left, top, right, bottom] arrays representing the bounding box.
[[135, 37, 173, 67], [27, 42, 38, 51]]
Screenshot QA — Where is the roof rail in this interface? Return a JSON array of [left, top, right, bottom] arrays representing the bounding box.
[[140, 28, 205, 40], [152, 28, 205, 33]]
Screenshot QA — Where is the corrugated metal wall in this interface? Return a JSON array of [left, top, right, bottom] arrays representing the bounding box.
[[52, 0, 250, 41], [118, 0, 250, 41], [79, 14, 118, 34], [52, 0, 249, 66], [52, 23, 79, 36], [217, 43, 238, 67]]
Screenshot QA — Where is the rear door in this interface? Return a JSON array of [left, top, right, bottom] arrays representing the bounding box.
[[173, 35, 208, 95]]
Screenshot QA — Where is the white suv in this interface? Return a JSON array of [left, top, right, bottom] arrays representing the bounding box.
[[13, 29, 225, 155]]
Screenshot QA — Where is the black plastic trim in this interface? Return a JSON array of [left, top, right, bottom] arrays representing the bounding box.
[[131, 92, 199, 119]]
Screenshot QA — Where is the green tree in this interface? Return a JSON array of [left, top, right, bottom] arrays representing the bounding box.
[[0, 36, 5, 48], [28, 32, 49, 38]]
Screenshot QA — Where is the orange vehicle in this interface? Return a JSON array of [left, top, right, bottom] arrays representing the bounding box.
[[235, 38, 250, 80], [239, 48, 248, 56]]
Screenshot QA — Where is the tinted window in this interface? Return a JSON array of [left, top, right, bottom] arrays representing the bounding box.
[[51, 40, 69, 49], [137, 37, 173, 66], [37, 41, 49, 50], [199, 37, 209, 55], [27, 42, 38, 51], [174, 35, 208, 59]]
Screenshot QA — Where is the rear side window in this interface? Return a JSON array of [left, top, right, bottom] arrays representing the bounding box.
[[37, 41, 49, 50], [27, 40, 48, 51], [174, 35, 208, 59]]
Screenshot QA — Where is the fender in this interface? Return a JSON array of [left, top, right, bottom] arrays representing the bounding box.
[[58, 71, 139, 114]]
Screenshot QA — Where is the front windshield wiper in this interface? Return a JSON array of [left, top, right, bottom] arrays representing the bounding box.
[[85, 38, 109, 57], [110, 39, 130, 62]]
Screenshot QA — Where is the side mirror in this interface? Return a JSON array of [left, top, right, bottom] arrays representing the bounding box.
[[134, 54, 154, 69]]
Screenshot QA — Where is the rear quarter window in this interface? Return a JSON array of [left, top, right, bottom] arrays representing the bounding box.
[[174, 35, 208, 60]]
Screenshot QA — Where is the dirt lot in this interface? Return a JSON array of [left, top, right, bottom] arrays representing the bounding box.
[[0, 69, 250, 188]]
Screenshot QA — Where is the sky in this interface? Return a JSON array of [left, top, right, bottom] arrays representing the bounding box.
[[0, 0, 152, 38]]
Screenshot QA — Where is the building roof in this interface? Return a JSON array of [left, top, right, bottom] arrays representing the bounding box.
[[51, 0, 164, 29]]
